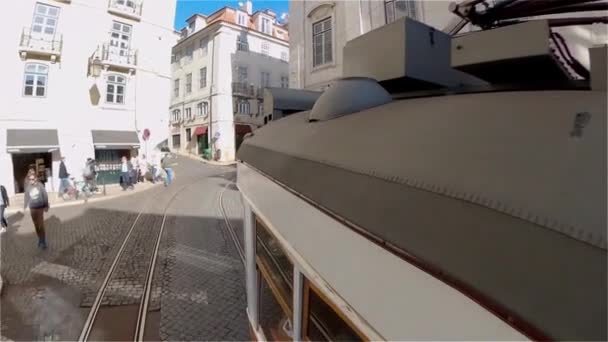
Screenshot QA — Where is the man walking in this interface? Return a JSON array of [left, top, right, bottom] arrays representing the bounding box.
[[120, 156, 133, 190], [0, 184, 9, 234], [24, 174, 50, 249], [58, 157, 70, 198]]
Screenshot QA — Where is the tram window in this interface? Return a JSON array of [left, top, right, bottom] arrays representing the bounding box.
[[259, 275, 293, 341], [304, 282, 364, 342], [256, 218, 293, 301]]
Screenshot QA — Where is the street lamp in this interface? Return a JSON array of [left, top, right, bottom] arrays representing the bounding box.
[[90, 56, 103, 78]]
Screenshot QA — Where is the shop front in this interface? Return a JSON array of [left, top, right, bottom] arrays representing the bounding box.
[[6, 129, 59, 194], [235, 124, 253, 152], [91, 130, 140, 185], [194, 126, 208, 157]]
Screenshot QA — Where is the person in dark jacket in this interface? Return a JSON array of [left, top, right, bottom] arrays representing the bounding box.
[[0, 184, 9, 233], [58, 157, 70, 197], [24, 174, 50, 249]]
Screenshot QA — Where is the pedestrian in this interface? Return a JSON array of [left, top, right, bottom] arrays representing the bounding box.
[[120, 156, 133, 190], [58, 156, 70, 198], [138, 154, 148, 183], [23, 168, 36, 193], [82, 159, 95, 194], [23, 174, 49, 249], [161, 157, 173, 186], [0, 184, 9, 234]]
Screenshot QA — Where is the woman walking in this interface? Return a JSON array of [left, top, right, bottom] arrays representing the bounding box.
[[23, 174, 50, 249]]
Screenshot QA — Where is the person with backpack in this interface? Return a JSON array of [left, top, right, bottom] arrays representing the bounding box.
[[0, 184, 9, 234], [23, 173, 49, 249]]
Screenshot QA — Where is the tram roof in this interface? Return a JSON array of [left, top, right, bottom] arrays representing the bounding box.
[[237, 89, 607, 341]]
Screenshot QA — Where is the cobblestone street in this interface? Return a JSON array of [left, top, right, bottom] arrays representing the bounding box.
[[0, 157, 249, 341]]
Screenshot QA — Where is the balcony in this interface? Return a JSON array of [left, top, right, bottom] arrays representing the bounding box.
[[94, 42, 138, 74], [107, 0, 143, 21], [232, 82, 256, 97], [19, 27, 62, 63]]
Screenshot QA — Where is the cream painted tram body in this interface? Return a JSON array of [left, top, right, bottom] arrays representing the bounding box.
[[236, 13, 607, 342]]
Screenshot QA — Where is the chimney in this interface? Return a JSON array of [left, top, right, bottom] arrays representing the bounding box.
[[245, 0, 252, 15]]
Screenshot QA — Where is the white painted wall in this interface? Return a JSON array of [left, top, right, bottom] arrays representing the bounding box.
[[0, 0, 177, 195], [169, 21, 288, 161]]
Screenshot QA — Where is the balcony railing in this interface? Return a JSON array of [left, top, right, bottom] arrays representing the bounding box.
[[108, 0, 143, 20], [232, 82, 256, 97], [19, 27, 62, 62], [96, 42, 138, 73]]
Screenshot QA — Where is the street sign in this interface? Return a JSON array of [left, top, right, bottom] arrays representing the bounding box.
[[143, 128, 151, 141]]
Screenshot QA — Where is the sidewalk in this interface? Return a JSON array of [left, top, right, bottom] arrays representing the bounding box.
[[176, 151, 237, 167], [4, 181, 159, 215]]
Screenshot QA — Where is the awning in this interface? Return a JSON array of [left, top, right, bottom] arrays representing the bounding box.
[[235, 125, 252, 135], [6, 129, 60, 153], [92, 130, 140, 150], [194, 126, 208, 135]]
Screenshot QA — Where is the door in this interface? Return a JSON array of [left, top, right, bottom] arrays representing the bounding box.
[[31, 3, 60, 50], [11, 152, 52, 193], [197, 134, 208, 155], [109, 21, 132, 64]]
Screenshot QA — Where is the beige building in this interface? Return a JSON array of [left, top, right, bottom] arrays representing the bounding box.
[[169, 1, 289, 162]]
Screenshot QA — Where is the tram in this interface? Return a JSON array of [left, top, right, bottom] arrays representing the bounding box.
[[236, 1, 607, 341]]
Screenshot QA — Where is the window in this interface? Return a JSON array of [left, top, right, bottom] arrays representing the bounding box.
[[109, 21, 132, 62], [197, 101, 209, 117], [303, 282, 364, 342], [186, 73, 192, 94], [185, 107, 192, 121], [174, 79, 180, 97], [199, 67, 207, 89], [261, 17, 271, 34], [280, 76, 289, 88], [106, 74, 126, 104], [237, 66, 248, 83], [258, 102, 264, 116], [385, 0, 418, 23], [313, 17, 333, 67], [171, 109, 181, 122], [32, 3, 60, 36], [235, 99, 250, 115], [256, 218, 294, 341], [172, 134, 181, 149], [23, 63, 48, 97], [261, 72, 271, 88], [173, 50, 182, 64], [200, 37, 209, 57], [237, 35, 249, 51], [186, 128, 192, 142], [116, 0, 136, 10], [237, 12, 248, 26], [185, 44, 194, 63], [261, 42, 270, 56], [281, 51, 288, 62]]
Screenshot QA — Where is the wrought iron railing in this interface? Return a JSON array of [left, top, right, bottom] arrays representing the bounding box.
[[101, 42, 138, 66], [19, 27, 62, 54], [108, 0, 143, 17], [232, 82, 256, 97]]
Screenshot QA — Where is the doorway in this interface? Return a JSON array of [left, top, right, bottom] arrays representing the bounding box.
[[197, 133, 208, 156], [12, 152, 52, 193]]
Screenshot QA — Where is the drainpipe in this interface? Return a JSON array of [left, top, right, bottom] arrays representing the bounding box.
[[209, 33, 216, 159]]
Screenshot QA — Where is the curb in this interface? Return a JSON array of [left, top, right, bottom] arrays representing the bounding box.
[[177, 152, 237, 166], [4, 182, 162, 216]]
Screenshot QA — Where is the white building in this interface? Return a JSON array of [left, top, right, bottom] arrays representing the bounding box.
[[0, 0, 177, 196], [289, 0, 607, 91], [169, 1, 290, 162]]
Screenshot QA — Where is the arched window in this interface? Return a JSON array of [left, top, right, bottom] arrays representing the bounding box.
[[106, 74, 126, 104], [23, 63, 48, 97]]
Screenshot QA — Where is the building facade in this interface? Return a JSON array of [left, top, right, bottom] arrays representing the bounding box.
[[289, 0, 608, 91], [0, 0, 178, 195], [169, 1, 289, 162]]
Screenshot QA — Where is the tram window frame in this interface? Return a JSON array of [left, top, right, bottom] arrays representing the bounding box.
[[302, 280, 367, 342], [255, 217, 295, 341]]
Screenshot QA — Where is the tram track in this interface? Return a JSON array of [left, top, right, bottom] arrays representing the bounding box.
[[77, 165, 244, 342], [77, 174, 201, 342]]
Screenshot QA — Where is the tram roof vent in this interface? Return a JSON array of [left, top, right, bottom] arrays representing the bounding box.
[[309, 77, 392, 122]]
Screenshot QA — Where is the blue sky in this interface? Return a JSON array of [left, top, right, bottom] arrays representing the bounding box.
[[174, 0, 289, 29]]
